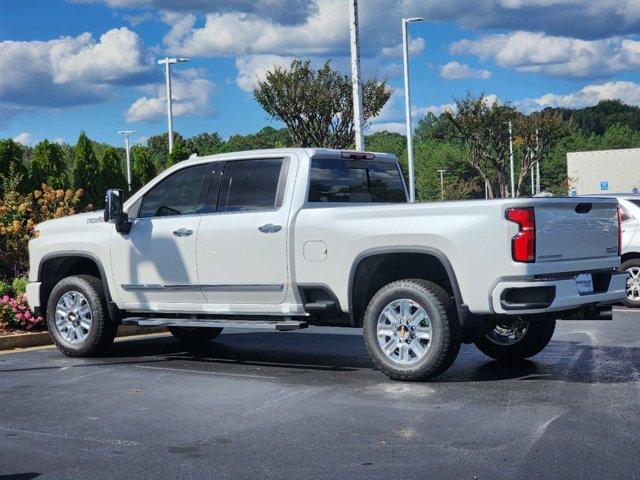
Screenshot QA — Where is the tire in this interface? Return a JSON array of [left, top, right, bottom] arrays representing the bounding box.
[[474, 317, 555, 362], [620, 258, 640, 308], [363, 279, 461, 381], [46, 275, 118, 357], [168, 326, 223, 344]]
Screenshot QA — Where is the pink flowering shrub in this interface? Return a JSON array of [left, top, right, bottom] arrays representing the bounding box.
[[0, 294, 43, 331]]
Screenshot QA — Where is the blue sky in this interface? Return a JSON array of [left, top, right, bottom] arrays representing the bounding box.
[[1, 0, 640, 147]]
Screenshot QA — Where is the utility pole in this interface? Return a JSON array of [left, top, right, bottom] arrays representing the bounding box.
[[508, 121, 515, 198], [437, 169, 446, 200], [118, 130, 135, 190], [158, 57, 189, 154], [535, 128, 541, 194], [348, 0, 364, 151], [402, 16, 423, 203]]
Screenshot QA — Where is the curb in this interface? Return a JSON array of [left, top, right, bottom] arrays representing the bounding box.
[[0, 325, 167, 351]]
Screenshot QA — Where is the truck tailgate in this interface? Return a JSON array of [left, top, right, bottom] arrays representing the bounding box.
[[535, 199, 618, 263]]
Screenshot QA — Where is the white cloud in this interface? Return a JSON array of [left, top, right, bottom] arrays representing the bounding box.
[[381, 38, 426, 58], [367, 122, 406, 135], [13, 132, 33, 146], [517, 81, 640, 112], [451, 31, 640, 78], [439, 61, 491, 80], [235, 55, 295, 92], [125, 68, 216, 122], [52, 137, 64, 145]]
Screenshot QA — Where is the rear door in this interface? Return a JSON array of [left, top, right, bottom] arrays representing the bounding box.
[[196, 157, 291, 305]]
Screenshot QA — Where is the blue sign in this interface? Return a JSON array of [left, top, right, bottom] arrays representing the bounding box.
[[600, 180, 609, 191], [569, 188, 577, 197]]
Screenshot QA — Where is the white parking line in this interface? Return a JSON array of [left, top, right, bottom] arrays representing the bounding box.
[[135, 364, 276, 379]]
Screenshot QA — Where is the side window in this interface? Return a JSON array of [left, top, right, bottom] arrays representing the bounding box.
[[620, 205, 633, 223], [139, 164, 208, 218], [216, 159, 285, 213]]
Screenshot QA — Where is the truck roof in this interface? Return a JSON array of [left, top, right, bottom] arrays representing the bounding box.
[[184, 148, 399, 165]]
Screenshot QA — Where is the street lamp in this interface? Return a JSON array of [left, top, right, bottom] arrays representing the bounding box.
[[349, 0, 365, 151], [402, 16, 423, 203], [158, 57, 189, 154], [437, 169, 446, 200], [118, 130, 135, 190], [508, 120, 515, 198]]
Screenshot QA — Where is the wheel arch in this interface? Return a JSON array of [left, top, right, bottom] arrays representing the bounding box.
[[37, 251, 119, 321], [621, 251, 640, 264], [348, 246, 464, 327]]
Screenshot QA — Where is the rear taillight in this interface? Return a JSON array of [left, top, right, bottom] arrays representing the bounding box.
[[506, 207, 536, 263], [618, 206, 622, 256]]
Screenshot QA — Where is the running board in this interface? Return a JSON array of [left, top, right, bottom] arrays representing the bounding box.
[[122, 317, 308, 331]]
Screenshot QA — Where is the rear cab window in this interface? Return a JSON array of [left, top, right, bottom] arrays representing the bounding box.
[[308, 158, 407, 204]]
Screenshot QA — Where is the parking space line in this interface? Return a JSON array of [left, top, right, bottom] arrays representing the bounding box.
[[135, 365, 276, 379]]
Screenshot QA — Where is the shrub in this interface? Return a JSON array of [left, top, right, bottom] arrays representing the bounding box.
[[11, 277, 28, 296], [0, 294, 43, 331], [0, 280, 10, 296]]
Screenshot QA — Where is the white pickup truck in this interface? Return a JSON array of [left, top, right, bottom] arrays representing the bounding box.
[[27, 148, 626, 380]]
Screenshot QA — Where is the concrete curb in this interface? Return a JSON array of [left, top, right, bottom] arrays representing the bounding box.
[[0, 325, 167, 351]]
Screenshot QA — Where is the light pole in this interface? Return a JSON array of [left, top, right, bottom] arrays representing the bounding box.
[[158, 57, 189, 154], [402, 16, 423, 203], [349, 0, 364, 151], [437, 169, 446, 200], [118, 130, 135, 190], [535, 128, 541, 194], [508, 120, 515, 198]]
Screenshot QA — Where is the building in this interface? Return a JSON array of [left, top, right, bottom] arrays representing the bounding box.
[[567, 148, 640, 196]]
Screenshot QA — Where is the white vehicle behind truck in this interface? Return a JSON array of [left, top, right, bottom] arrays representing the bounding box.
[[27, 149, 626, 381]]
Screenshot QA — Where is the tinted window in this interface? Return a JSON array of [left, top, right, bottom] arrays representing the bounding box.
[[620, 205, 634, 222], [139, 164, 207, 218], [308, 159, 406, 203], [628, 199, 640, 209], [217, 159, 284, 213]]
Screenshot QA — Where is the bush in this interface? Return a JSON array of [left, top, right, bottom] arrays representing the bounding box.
[[0, 280, 10, 296], [11, 277, 28, 296], [0, 294, 43, 331]]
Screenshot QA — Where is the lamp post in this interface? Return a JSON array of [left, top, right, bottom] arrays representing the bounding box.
[[402, 16, 423, 203], [349, 0, 365, 151], [158, 57, 189, 154], [437, 169, 446, 200], [508, 120, 515, 198], [118, 130, 135, 190]]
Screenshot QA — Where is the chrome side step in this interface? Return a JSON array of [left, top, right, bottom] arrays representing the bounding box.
[[122, 317, 308, 331]]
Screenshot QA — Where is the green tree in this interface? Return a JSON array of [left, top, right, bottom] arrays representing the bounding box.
[[365, 131, 406, 159], [600, 124, 639, 149], [147, 132, 185, 171], [30, 140, 66, 189], [100, 147, 127, 193], [72, 132, 101, 208], [254, 60, 391, 148], [131, 146, 156, 192], [220, 127, 294, 152], [167, 136, 191, 167], [0, 139, 27, 194], [186, 132, 224, 155], [414, 112, 458, 143]]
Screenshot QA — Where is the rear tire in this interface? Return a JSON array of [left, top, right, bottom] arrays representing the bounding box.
[[363, 279, 460, 381], [474, 317, 555, 362], [46, 275, 117, 357], [620, 258, 640, 308], [169, 326, 223, 345]]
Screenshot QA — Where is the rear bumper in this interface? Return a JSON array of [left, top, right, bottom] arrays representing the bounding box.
[[490, 271, 626, 315], [26, 282, 41, 310]]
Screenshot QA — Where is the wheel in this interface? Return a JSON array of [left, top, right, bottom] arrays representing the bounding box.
[[168, 326, 223, 344], [620, 259, 640, 308], [473, 317, 555, 362], [46, 275, 118, 357], [363, 279, 461, 381]]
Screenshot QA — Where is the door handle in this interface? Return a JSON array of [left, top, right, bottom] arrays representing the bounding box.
[[173, 228, 193, 237], [258, 224, 282, 234]]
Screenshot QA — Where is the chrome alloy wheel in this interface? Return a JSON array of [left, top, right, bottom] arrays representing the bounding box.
[[626, 266, 640, 301], [54, 291, 92, 344], [486, 318, 529, 346], [377, 299, 433, 365]]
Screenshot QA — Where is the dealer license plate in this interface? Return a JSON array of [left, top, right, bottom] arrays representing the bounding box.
[[575, 273, 594, 295]]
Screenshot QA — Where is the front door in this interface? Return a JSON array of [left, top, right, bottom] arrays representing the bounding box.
[[197, 157, 291, 305], [110, 163, 210, 310]]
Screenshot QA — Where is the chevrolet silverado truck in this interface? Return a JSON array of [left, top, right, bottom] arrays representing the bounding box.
[[27, 148, 626, 381]]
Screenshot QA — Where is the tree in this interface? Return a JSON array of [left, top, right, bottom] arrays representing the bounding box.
[[131, 146, 156, 192], [147, 132, 185, 171], [513, 110, 568, 196], [167, 136, 190, 167], [445, 93, 518, 198], [414, 112, 458, 143], [72, 132, 101, 208], [30, 140, 66, 189], [100, 147, 127, 193], [186, 132, 224, 155], [221, 127, 294, 152], [253, 60, 391, 148], [0, 139, 27, 194], [600, 124, 639, 150], [365, 131, 406, 159]]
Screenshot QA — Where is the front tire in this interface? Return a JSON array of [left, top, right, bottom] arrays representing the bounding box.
[[474, 317, 555, 362], [168, 326, 223, 345], [620, 259, 640, 308], [46, 275, 118, 357], [363, 279, 461, 381]]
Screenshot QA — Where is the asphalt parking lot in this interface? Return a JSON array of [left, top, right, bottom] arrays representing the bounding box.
[[1, 310, 639, 480]]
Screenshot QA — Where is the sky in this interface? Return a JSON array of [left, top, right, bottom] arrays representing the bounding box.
[[1, 0, 640, 148]]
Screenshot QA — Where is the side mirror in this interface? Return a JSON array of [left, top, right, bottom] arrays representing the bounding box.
[[104, 189, 132, 234], [104, 189, 124, 223]]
